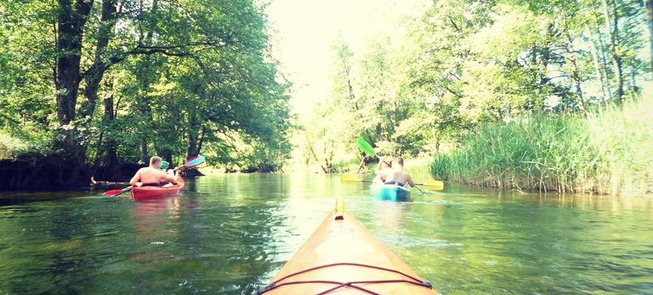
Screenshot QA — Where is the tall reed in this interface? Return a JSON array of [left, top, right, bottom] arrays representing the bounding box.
[[431, 97, 653, 195]]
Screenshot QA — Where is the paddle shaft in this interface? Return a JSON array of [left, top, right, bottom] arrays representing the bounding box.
[[348, 178, 415, 188], [109, 186, 132, 197], [361, 180, 439, 191], [378, 156, 392, 167]]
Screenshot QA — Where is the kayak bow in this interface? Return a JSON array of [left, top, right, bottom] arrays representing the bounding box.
[[259, 198, 437, 294]]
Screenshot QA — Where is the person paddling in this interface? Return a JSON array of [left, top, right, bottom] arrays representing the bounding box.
[[373, 157, 393, 185], [384, 157, 415, 188], [130, 156, 180, 187]]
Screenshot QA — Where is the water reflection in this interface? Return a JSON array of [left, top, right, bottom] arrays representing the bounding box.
[[387, 188, 653, 294]]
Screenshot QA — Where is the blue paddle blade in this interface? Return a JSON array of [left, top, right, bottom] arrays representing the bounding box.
[[185, 155, 206, 168]]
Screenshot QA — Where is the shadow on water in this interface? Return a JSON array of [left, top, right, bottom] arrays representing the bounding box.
[[0, 174, 652, 294], [0, 191, 90, 206]]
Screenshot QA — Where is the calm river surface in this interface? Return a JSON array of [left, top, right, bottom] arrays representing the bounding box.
[[1, 174, 652, 294]]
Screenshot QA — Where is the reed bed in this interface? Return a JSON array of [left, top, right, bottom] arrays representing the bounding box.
[[431, 98, 653, 195]]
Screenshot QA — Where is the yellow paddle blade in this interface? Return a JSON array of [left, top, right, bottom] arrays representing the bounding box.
[[422, 179, 445, 191], [340, 175, 364, 183]]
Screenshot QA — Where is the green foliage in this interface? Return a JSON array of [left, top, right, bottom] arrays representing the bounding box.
[[0, 0, 292, 171], [299, 0, 650, 190], [431, 96, 653, 195], [586, 95, 653, 195]]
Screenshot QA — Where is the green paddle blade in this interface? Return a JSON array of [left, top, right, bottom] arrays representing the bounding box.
[[356, 138, 375, 157], [160, 160, 169, 170]]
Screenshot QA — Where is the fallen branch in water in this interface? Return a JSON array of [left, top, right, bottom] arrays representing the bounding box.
[[90, 177, 130, 187]]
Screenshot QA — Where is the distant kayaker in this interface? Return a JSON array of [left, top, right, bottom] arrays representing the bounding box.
[[129, 156, 180, 187], [373, 157, 393, 185], [384, 157, 415, 188]]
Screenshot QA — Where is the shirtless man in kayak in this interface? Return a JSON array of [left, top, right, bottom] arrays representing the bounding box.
[[384, 157, 415, 188], [130, 156, 180, 187]]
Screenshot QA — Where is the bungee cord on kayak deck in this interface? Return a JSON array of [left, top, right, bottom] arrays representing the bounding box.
[[257, 262, 434, 294]]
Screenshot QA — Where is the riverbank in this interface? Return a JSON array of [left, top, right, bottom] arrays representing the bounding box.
[[430, 97, 653, 196], [0, 155, 142, 191]]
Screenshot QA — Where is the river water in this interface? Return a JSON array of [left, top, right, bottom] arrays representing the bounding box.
[[0, 174, 652, 294]]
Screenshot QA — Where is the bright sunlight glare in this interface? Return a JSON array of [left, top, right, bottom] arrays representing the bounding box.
[[266, 0, 428, 120]]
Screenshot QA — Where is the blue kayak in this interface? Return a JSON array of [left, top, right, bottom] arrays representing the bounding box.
[[370, 184, 411, 202]]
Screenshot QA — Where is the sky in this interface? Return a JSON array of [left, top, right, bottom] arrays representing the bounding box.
[[265, 0, 427, 120]]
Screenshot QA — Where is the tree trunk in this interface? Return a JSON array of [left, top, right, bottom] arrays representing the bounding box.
[[157, 149, 173, 168], [609, 0, 624, 102], [565, 32, 587, 114], [592, 1, 613, 103], [54, 0, 94, 160], [197, 127, 206, 157], [137, 91, 152, 165], [186, 126, 206, 160], [140, 140, 148, 164], [304, 132, 328, 173], [91, 131, 104, 177], [585, 24, 609, 102], [103, 89, 118, 170], [602, 0, 624, 103], [80, 0, 117, 120], [596, 25, 613, 103], [645, 0, 653, 78], [186, 130, 198, 160], [186, 114, 200, 159], [342, 55, 375, 144]]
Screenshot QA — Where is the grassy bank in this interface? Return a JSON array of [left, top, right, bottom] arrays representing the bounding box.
[[431, 97, 653, 195]]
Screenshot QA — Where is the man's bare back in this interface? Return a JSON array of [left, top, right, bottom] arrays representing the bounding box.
[[383, 157, 415, 187], [385, 170, 415, 187], [130, 167, 171, 185], [130, 156, 177, 186]]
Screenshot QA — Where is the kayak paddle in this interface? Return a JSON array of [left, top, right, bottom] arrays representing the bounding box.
[[356, 137, 393, 166], [102, 186, 133, 197], [102, 155, 206, 197], [183, 155, 206, 169], [415, 180, 445, 191], [340, 175, 370, 183], [340, 175, 445, 191], [356, 137, 376, 158]]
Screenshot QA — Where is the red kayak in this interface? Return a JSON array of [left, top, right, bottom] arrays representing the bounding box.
[[130, 176, 184, 201]]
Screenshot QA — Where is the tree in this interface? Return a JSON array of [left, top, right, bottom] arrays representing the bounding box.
[[0, 0, 293, 188], [645, 0, 653, 77], [299, 0, 649, 171]]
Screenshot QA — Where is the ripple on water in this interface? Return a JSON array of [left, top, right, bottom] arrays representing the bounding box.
[[377, 234, 464, 249]]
